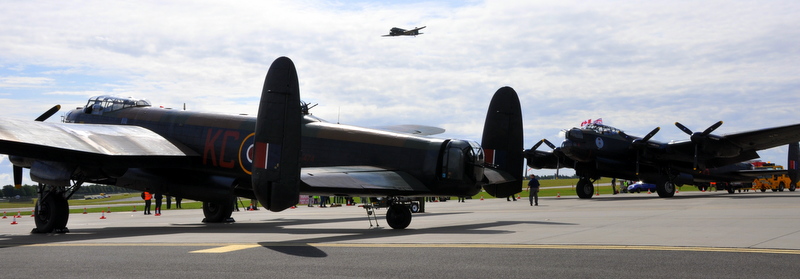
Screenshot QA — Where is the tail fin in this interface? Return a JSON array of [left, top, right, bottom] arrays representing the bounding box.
[[481, 87, 524, 197], [789, 142, 799, 188], [252, 57, 302, 212]]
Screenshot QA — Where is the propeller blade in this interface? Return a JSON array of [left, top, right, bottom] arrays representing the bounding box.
[[35, 105, 61, 122], [701, 121, 723, 137], [542, 139, 556, 150], [530, 140, 544, 151], [641, 127, 661, 142], [674, 122, 693, 136], [13, 165, 22, 189]]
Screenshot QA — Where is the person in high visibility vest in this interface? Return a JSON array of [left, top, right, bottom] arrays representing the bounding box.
[[141, 188, 153, 215]]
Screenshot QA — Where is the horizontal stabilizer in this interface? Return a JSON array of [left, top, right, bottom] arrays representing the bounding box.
[[375, 124, 445, 136], [300, 166, 429, 194]]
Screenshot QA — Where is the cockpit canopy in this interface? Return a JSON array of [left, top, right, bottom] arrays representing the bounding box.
[[84, 95, 151, 115]]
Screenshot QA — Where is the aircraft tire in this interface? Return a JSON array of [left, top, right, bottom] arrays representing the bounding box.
[[760, 188, 766, 192], [576, 178, 593, 199], [386, 204, 412, 229], [410, 202, 420, 213], [34, 193, 69, 233], [778, 182, 785, 192], [202, 198, 234, 223], [656, 180, 675, 198], [790, 184, 796, 192]]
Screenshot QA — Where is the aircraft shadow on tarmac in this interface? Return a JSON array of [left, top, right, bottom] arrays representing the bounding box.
[[0, 211, 576, 258]]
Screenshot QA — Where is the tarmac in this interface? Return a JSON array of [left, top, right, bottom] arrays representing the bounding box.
[[2, 190, 800, 278]]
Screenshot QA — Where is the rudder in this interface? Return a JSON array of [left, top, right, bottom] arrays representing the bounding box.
[[252, 57, 302, 212], [789, 142, 799, 188], [481, 87, 524, 197]]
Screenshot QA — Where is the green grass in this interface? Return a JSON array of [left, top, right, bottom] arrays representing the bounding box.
[[0, 179, 727, 216]]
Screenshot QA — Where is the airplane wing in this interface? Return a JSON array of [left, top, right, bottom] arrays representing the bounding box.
[[374, 124, 445, 136], [300, 166, 431, 193], [722, 123, 800, 151], [665, 123, 800, 167], [0, 118, 197, 167]]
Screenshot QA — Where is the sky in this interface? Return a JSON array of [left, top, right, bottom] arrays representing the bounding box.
[[1, 0, 799, 185]]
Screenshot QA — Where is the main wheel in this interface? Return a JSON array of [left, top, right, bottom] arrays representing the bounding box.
[[790, 183, 797, 192], [386, 204, 412, 229], [656, 180, 676, 198], [778, 182, 785, 192], [34, 193, 69, 233], [202, 198, 235, 223], [576, 178, 594, 199]]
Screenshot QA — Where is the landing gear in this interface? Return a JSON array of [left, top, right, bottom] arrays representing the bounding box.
[[386, 204, 412, 229], [576, 178, 594, 199], [32, 190, 69, 233], [656, 180, 676, 198], [202, 197, 235, 223]]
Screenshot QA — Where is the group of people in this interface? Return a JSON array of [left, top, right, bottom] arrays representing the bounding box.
[[139, 175, 542, 213], [141, 188, 182, 215]]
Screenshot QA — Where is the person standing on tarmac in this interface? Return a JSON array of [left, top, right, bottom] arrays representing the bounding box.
[[154, 192, 163, 215], [528, 174, 540, 206], [142, 189, 152, 215]]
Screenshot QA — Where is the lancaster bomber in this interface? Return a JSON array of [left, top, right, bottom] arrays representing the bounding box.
[[382, 26, 426, 37], [0, 57, 524, 233], [526, 121, 800, 198]]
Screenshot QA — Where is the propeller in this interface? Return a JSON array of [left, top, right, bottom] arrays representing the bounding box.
[[631, 127, 660, 175], [529, 139, 560, 177], [674, 121, 724, 170], [13, 105, 61, 188], [529, 138, 556, 151], [35, 104, 61, 122]]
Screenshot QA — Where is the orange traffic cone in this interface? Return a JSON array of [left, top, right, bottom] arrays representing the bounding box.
[[155, 207, 161, 216], [676, 189, 680, 193], [248, 204, 254, 211], [480, 195, 484, 201], [30, 209, 35, 217], [647, 189, 652, 194], [2, 211, 6, 219], [83, 208, 88, 214], [517, 194, 521, 200], [10, 216, 18, 225], [100, 210, 106, 219], [132, 205, 137, 212], [15, 211, 22, 218], [107, 207, 111, 213]]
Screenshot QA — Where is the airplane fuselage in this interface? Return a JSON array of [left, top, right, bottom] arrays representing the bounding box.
[[63, 101, 484, 200]]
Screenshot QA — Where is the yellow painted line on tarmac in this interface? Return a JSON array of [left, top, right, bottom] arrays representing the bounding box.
[[190, 244, 261, 253], [10, 243, 800, 255]]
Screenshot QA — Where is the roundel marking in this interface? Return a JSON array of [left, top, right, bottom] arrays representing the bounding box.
[[595, 137, 604, 149], [238, 132, 256, 175]]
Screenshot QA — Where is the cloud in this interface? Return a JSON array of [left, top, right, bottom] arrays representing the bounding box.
[[0, 0, 799, 181]]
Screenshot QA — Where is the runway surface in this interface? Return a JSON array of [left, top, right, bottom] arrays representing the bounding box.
[[2, 190, 800, 278]]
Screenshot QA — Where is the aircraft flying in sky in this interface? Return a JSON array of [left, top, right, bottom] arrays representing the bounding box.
[[526, 120, 800, 198], [0, 57, 524, 233], [382, 26, 426, 37]]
